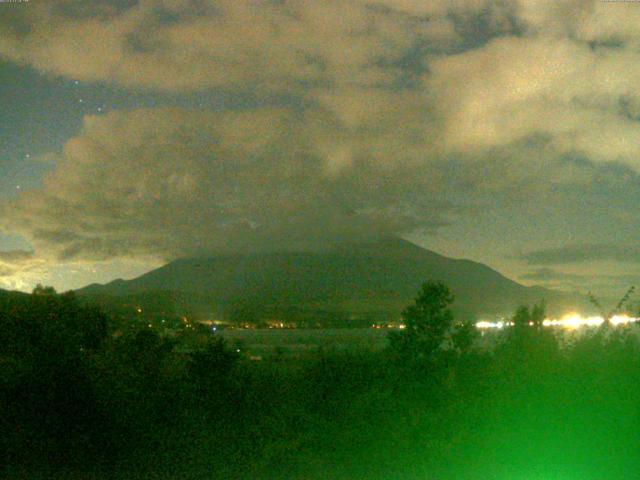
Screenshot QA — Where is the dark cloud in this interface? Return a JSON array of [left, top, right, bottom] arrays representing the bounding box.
[[521, 268, 587, 283], [0, 249, 34, 263], [523, 244, 640, 265], [520, 267, 640, 299]]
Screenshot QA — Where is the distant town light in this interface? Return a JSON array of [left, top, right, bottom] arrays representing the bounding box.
[[476, 313, 639, 330]]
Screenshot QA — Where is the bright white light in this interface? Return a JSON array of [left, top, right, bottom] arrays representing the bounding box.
[[475, 320, 512, 329], [477, 313, 639, 329], [611, 314, 636, 326], [476, 321, 500, 329]]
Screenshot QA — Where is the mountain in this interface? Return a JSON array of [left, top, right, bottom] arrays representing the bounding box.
[[0, 288, 27, 299], [76, 238, 579, 324]]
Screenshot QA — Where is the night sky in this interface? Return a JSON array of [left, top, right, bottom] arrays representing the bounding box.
[[1, 0, 640, 296]]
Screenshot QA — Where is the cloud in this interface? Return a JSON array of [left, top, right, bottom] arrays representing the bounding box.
[[428, 34, 640, 168], [0, 249, 34, 263], [4, 2, 640, 169], [521, 267, 639, 285], [0, 249, 44, 291], [520, 267, 640, 297], [521, 267, 586, 283], [522, 244, 640, 265], [2, 102, 623, 268], [0, 0, 540, 96], [0, 0, 456, 93], [2, 0, 640, 280], [0, 106, 453, 262]]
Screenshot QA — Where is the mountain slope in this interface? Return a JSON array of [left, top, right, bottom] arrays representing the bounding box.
[[77, 238, 575, 322]]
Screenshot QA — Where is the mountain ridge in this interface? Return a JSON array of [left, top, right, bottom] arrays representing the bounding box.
[[76, 238, 580, 322]]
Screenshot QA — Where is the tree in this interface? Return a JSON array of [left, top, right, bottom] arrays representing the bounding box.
[[512, 304, 532, 337], [389, 281, 455, 361], [530, 301, 546, 329], [32, 284, 57, 296], [511, 301, 546, 331], [0, 287, 107, 359], [188, 337, 239, 402], [189, 336, 238, 381], [451, 319, 478, 355], [502, 301, 558, 366], [0, 286, 109, 469]]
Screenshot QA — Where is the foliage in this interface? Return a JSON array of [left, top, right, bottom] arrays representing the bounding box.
[[388, 281, 478, 364], [188, 336, 239, 401], [500, 301, 559, 367], [0, 286, 107, 359], [512, 301, 546, 330], [450, 318, 478, 354], [388, 280, 455, 361], [3, 282, 640, 479]]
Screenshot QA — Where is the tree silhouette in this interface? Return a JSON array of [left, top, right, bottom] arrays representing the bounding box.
[[512, 301, 546, 332], [501, 301, 559, 368], [0, 286, 107, 359], [512, 304, 532, 336], [389, 280, 455, 361], [531, 301, 546, 329], [451, 319, 478, 355], [32, 284, 57, 296]]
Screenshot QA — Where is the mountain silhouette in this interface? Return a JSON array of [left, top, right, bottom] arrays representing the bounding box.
[[76, 237, 575, 323]]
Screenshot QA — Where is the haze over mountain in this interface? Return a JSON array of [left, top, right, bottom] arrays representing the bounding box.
[[76, 238, 581, 324]]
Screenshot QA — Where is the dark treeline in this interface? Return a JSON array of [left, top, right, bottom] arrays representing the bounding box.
[[2, 282, 640, 479]]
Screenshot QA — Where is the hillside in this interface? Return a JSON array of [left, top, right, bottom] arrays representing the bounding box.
[[77, 238, 578, 323]]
